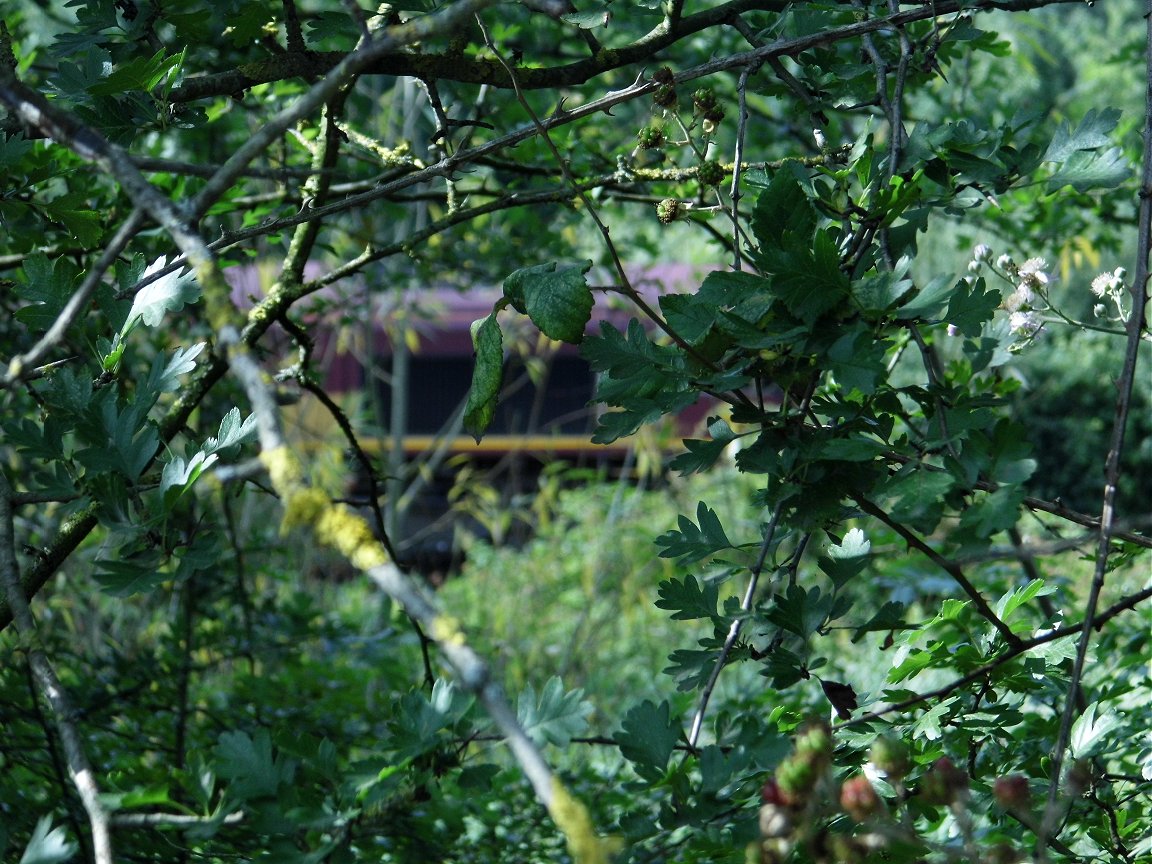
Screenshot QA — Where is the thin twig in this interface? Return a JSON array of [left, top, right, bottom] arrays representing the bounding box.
[[2, 209, 145, 388], [855, 496, 1023, 647], [112, 811, 245, 827], [687, 507, 782, 749], [189, 0, 502, 220], [839, 584, 1152, 729], [728, 60, 762, 271], [1040, 1, 1152, 850]]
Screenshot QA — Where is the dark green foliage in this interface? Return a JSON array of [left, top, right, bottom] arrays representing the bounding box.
[[1, 1, 1149, 863]]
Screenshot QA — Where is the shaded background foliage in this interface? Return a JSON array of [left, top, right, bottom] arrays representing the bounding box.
[[0, 1, 1149, 863]]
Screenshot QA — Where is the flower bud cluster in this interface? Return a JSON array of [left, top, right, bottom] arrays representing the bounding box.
[[652, 66, 677, 108], [918, 756, 969, 806], [755, 724, 835, 863], [869, 735, 911, 781], [992, 774, 1031, 811], [1090, 266, 1131, 322], [692, 87, 725, 134], [697, 159, 726, 188], [656, 198, 686, 224], [637, 124, 666, 150]]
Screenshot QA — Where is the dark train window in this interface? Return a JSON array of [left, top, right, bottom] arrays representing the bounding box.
[[376, 353, 597, 436]]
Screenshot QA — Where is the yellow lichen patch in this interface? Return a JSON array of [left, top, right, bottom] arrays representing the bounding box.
[[314, 505, 389, 571], [549, 779, 624, 864], [281, 487, 329, 533], [260, 447, 388, 567], [261, 446, 305, 495], [191, 260, 241, 334], [429, 614, 467, 647]]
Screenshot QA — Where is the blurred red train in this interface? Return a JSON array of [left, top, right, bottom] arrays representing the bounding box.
[[230, 263, 716, 570]]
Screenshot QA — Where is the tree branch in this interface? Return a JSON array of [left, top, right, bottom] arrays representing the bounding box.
[[840, 584, 1152, 729], [854, 496, 1023, 647], [161, 0, 1086, 105], [0, 469, 114, 864]]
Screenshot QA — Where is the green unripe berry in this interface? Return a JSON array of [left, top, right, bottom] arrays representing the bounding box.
[[637, 124, 666, 149], [697, 159, 725, 187], [919, 757, 968, 806], [656, 198, 684, 224], [870, 735, 911, 781], [692, 87, 719, 114], [795, 723, 832, 761], [653, 83, 678, 108], [776, 756, 817, 801]]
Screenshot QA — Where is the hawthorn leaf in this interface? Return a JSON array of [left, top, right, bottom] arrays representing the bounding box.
[[1070, 702, 1122, 759], [851, 267, 915, 316], [760, 230, 850, 323], [768, 584, 834, 638], [827, 327, 890, 395], [583, 319, 677, 384], [656, 574, 720, 621], [760, 646, 807, 689], [882, 469, 956, 534], [146, 342, 206, 395], [516, 677, 592, 747], [1046, 147, 1129, 193], [656, 501, 733, 562], [670, 437, 729, 475], [660, 293, 720, 345], [615, 700, 680, 774], [19, 817, 77, 864], [562, 7, 610, 28], [15, 254, 81, 332], [502, 260, 593, 344], [1042, 108, 1122, 163], [124, 257, 201, 332], [959, 485, 1024, 539], [818, 528, 871, 584], [463, 313, 503, 440], [912, 699, 951, 741], [40, 200, 103, 246], [946, 277, 1000, 337], [670, 416, 737, 475], [204, 407, 258, 455], [851, 601, 908, 642], [699, 268, 769, 301], [88, 49, 182, 95], [160, 451, 219, 508], [214, 730, 295, 801], [665, 647, 719, 691], [751, 168, 817, 251], [93, 549, 166, 596], [994, 578, 1051, 623], [895, 274, 956, 321]]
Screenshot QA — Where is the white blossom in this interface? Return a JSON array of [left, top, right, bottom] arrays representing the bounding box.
[[1016, 257, 1052, 292], [1091, 267, 1126, 297], [1009, 310, 1042, 335]]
